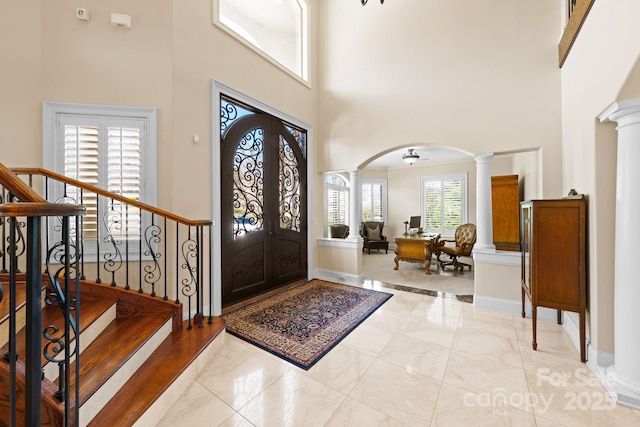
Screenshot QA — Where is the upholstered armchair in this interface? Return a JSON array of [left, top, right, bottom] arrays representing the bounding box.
[[438, 223, 477, 271], [329, 224, 349, 239], [360, 221, 389, 254]]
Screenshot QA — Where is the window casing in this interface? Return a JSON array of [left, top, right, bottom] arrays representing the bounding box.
[[421, 173, 467, 237], [326, 174, 349, 234], [43, 102, 158, 259], [361, 179, 387, 223], [213, 0, 309, 83]]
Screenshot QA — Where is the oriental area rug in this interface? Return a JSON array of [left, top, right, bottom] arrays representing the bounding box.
[[222, 280, 392, 370]]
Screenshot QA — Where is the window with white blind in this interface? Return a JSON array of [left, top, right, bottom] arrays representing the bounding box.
[[421, 173, 467, 237], [325, 174, 349, 233], [43, 102, 157, 256], [361, 179, 387, 222]]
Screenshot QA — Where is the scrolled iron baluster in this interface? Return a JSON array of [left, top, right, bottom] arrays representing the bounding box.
[[163, 217, 168, 300], [143, 214, 162, 297], [5, 219, 26, 273], [43, 216, 79, 403], [102, 204, 123, 286], [0, 190, 5, 273], [181, 227, 199, 329]]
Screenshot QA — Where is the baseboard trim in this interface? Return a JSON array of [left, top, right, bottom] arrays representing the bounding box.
[[473, 294, 560, 323], [313, 268, 363, 285]]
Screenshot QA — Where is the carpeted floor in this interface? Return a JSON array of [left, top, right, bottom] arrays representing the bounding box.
[[362, 251, 474, 296], [222, 279, 392, 370]]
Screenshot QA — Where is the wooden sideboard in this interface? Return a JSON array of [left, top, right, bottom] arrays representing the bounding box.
[[521, 197, 586, 362], [492, 174, 523, 251], [394, 234, 440, 275]]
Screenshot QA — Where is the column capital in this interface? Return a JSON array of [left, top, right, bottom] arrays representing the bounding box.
[[474, 153, 494, 164], [600, 98, 640, 125]]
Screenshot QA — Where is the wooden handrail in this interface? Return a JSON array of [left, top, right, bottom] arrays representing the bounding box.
[[0, 163, 46, 203], [10, 167, 212, 227], [558, 0, 595, 67], [0, 202, 85, 218]]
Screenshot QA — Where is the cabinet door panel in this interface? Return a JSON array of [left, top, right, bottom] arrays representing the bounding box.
[[535, 205, 581, 306]]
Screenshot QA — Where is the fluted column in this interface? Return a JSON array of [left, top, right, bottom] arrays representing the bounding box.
[[348, 169, 361, 240], [600, 98, 640, 409], [474, 153, 495, 251]]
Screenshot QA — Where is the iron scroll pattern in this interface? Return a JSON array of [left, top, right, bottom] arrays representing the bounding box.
[[43, 217, 80, 384], [143, 217, 162, 297], [1, 192, 26, 272], [102, 206, 124, 286], [233, 129, 264, 238], [180, 226, 202, 329], [279, 137, 301, 232], [220, 96, 307, 157]]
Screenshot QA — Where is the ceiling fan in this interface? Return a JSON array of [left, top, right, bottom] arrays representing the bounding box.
[[361, 0, 384, 5], [402, 148, 430, 165]]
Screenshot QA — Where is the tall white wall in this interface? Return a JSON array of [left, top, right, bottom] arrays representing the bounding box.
[[318, 0, 563, 200], [560, 0, 640, 357]]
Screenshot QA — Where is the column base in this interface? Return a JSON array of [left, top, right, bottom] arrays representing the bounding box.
[[605, 365, 640, 410]]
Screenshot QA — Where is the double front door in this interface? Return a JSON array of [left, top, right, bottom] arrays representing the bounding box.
[[221, 112, 307, 307]]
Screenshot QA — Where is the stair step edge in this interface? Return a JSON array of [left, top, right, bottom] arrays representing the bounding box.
[[80, 317, 173, 427], [43, 302, 118, 382], [133, 329, 227, 426]]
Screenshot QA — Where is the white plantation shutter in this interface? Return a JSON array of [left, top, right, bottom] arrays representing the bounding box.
[[62, 121, 100, 240], [326, 174, 349, 230], [326, 187, 348, 225], [361, 180, 386, 222], [443, 178, 462, 230], [424, 180, 441, 231], [107, 124, 142, 239], [421, 173, 467, 236], [56, 113, 149, 244]]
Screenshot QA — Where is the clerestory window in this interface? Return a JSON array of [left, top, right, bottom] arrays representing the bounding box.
[[214, 0, 309, 82]]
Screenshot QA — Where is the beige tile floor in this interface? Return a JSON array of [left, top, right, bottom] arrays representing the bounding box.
[[156, 282, 640, 427]]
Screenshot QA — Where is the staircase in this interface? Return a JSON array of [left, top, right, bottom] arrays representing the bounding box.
[[0, 164, 226, 426]]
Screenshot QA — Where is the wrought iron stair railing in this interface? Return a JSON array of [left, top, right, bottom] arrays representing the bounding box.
[[6, 166, 214, 328], [0, 162, 85, 426], [0, 163, 214, 426]]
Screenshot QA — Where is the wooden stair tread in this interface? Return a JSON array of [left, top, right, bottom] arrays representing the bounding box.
[[0, 280, 27, 322], [69, 313, 173, 405], [88, 317, 225, 427], [1, 295, 118, 364]]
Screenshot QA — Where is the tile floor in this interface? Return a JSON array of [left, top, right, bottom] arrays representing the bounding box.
[[156, 281, 640, 426]]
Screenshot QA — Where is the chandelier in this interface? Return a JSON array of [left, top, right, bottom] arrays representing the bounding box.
[[361, 0, 384, 5], [402, 149, 420, 165]]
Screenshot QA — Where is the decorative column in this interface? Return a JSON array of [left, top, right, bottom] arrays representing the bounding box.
[[348, 169, 361, 240], [600, 98, 640, 409], [474, 153, 495, 251]]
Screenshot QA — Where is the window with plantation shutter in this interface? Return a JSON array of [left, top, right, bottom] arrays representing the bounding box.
[[44, 102, 157, 258], [107, 125, 142, 240], [63, 121, 100, 240], [421, 173, 467, 237], [325, 174, 349, 233], [361, 179, 386, 222]]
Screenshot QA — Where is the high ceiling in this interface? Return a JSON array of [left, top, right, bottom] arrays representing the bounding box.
[[366, 146, 471, 168]]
